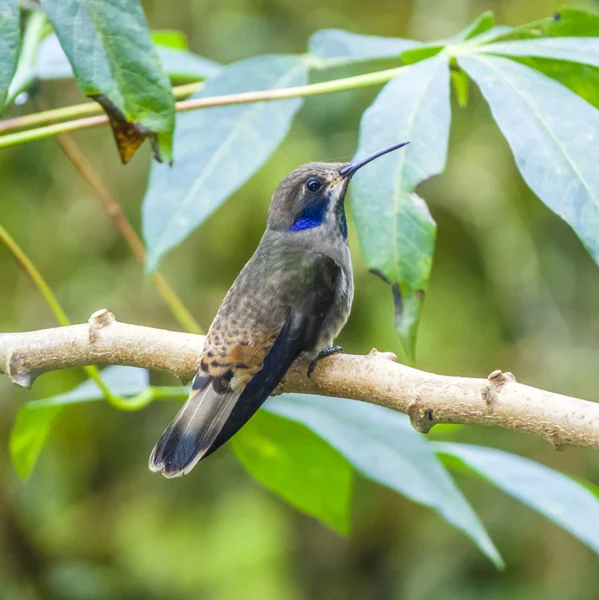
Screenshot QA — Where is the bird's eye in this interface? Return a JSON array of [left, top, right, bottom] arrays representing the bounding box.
[[306, 177, 322, 193]]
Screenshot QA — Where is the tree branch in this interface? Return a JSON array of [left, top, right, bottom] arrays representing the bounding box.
[[0, 65, 407, 149], [2, 309, 599, 451]]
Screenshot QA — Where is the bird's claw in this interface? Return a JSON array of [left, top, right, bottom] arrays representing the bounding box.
[[307, 345, 344, 378]]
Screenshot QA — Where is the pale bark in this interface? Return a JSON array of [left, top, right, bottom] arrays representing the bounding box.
[[2, 309, 598, 450]]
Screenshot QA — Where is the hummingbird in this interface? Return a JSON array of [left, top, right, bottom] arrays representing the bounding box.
[[149, 141, 409, 477]]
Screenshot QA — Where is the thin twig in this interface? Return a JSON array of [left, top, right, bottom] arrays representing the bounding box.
[[0, 82, 205, 134], [0, 66, 407, 149], [0, 227, 115, 401], [2, 310, 599, 451], [52, 127, 202, 334]]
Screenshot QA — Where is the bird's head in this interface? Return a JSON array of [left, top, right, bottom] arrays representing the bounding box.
[[267, 142, 409, 239]]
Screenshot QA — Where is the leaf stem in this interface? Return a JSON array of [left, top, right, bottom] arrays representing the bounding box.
[[0, 224, 118, 403], [51, 128, 203, 334], [0, 224, 69, 325], [0, 66, 407, 149], [6, 10, 48, 104], [0, 81, 204, 134]]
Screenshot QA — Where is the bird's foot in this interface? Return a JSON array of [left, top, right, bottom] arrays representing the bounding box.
[[307, 346, 344, 378]]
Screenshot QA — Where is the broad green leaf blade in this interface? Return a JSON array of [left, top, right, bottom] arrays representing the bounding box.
[[40, 0, 175, 164], [151, 30, 188, 50], [309, 29, 420, 68], [481, 37, 599, 68], [460, 54, 599, 265], [480, 7, 599, 44], [0, 0, 19, 110], [454, 10, 495, 41], [351, 56, 449, 360], [10, 367, 148, 478], [436, 443, 599, 555], [514, 58, 599, 110], [142, 55, 309, 273], [265, 395, 502, 567], [36, 33, 221, 82], [548, 7, 599, 36], [232, 410, 353, 534], [157, 47, 222, 82], [400, 12, 497, 65], [474, 36, 599, 110], [400, 44, 445, 65]]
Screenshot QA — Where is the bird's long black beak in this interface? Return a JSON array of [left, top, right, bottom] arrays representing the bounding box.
[[339, 141, 410, 178]]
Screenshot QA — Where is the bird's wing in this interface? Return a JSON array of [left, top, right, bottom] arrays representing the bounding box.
[[149, 252, 341, 477]]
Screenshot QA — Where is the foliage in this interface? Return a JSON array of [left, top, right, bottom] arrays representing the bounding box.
[[2, 2, 599, 571], [0, 0, 19, 109]]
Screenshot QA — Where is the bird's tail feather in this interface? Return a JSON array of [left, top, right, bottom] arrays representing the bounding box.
[[149, 375, 241, 478]]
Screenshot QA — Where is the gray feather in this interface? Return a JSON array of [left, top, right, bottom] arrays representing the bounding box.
[[149, 380, 240, 478]]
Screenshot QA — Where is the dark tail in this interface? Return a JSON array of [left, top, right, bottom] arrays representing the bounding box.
[[149, 375, 241, 477], [149, 311, 312, 477]]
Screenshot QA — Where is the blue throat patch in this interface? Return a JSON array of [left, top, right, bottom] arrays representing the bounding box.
[[289, 217, 321, 231], [288, 197, 348, 239], [289, 200, 327, 232]]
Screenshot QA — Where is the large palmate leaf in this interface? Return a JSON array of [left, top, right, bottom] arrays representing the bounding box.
[[10, 367, 149, 478], [0, 0, 19, 110], [400, 12, 503, 65], [481, 37, 599, 68], [351, 55, 450, 360], [40, 0, 175, 163], [232, 411, 353, 534], [491, 7, 599, 42], [436, 443, 599, 555], [265, 395, 502, 567], [35, 33, 221, 83], [460, 54, 599, 265], [453, 10, 496, 41], [477, 37, 599, 110], [309, 29, 420, 68], [143, 54, 309, 273]]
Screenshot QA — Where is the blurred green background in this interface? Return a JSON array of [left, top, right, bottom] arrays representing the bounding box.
[[2, 0, 599, 598]]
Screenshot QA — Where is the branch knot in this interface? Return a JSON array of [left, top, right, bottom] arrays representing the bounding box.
[[88, 309, 115, 342], [408, 398, 435, 434], [483, 369, 517, 406]]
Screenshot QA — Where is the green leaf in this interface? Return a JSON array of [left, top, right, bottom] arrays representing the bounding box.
[[436, 443, 599, 556], [400, 44, 445, 65], [454, 10, 496, 41], [513, 58, 599, 110], [265, 395, 502, 567], [5, 9, 45, 106], [460, 54, 599, 265], [10, 367, 148, 478], [480, 7, 599, 44], [400, 12, 497, 65], [40, 0, 175, 164], [157, 47, 221, 82], [481, 37, 599, 68], [0, 0, 19, 110], [351, 56, 449, 360], [399, 12, 497, 65], [142, 55, 309, 273], [151, 29, 188, 50], [475, 37, 599, 111], [35, 33, 221, 83], [232, 410, 353, 534], [308, 29, 420, 68], [544, 7, 599, 37], [450, 65, 469, 107]]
